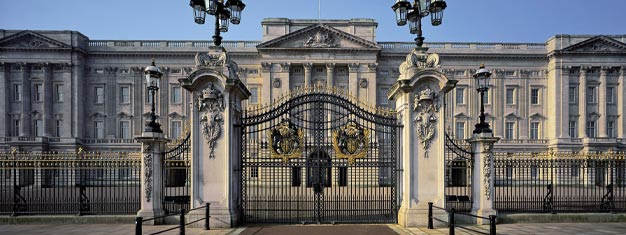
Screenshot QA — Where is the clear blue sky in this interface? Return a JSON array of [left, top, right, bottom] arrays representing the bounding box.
[[1, 0, 625, 43]]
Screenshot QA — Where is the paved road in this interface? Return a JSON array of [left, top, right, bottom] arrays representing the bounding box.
[[1, 223, 626, 235]]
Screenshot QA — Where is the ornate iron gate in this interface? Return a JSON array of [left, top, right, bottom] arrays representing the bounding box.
[[444, 132, 473, 212], [240, 86, 399, 224]]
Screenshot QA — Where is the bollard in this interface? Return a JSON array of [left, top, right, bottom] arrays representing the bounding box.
[[489, 215, 497, 235], [427, 202, 433, 229], [179, 208, 185, 235], [204, 203, 211, 230], [135, 217, 143, 235], [448, 208, 455, 235]]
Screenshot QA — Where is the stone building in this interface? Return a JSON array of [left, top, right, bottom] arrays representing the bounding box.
[[1, 18, 625, 152]]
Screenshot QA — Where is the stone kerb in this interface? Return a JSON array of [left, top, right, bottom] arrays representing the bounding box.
[[390, 64, 455, 227], [178, 47, 250, 228]]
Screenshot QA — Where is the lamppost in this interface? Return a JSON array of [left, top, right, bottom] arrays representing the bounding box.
[[392, 0, 447, 48], [189, 0, 246, 46], [144, 59, 164, 133], [473, 64, 492, 134]]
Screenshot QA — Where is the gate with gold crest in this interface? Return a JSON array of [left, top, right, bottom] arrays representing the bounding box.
[[240, 85, 399, 224]]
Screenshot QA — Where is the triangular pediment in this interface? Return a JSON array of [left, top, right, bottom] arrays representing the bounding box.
[[529, 113, 546, 120], [562, 36, 626, 53], [454, 112, 471, 120], [0, 31, 71, 49], [505, 112, 520, 120], [257, 24, 379, 50]]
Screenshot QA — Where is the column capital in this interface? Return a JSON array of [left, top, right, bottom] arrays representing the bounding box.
[[579, 66, 589, 74], [261, 62, 272, 72], [348, 63, 359, 72], [600, 66, 609, 76], [325, 63, 335, 71], [367, 63, 378, 72], [279, 62, 290, 72], [303, 63, 313, 71]]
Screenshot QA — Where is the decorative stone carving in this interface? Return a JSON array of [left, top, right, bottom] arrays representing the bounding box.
[[272, 78, 281, 88], [196, 83, 225, 158], [280, 63, 290, 72], [195, 50, 227, 68], [413, 88, 440, 158], [143, 144, 153, 202], [359, 78, 368, 88], [261, 62, 272, 72], [399, 47, 440, 77], [303, 31, 338, 48], [332, 120, 369, 164], [348, 63, 359, 72], [367, 63, 378, 72], [481, 143, 494, 200]]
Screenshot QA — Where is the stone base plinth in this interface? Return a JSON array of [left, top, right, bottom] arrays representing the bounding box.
[[137, 209, 165, 225]]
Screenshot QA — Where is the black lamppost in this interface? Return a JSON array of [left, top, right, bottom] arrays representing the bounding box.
[[392, 0, 447, 48], [144, 59, 163, 133], [190, 0, 246, 46], [473, 64, 492, 134]]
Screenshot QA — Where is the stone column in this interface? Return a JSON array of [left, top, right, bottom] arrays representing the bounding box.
[[0, 63, 7, 136], [364, 63, 377, 103], [578, 67, 588, 138], [598, 67, 608, 138], [326, 63, 335, 87], [619, 67, 625, 138], [21, 64, 32, 136], [135, 131, 168, 223], [43, 64, 53, 136], [348, 63, 359, 97], [468, 133, 499, 225], [261, 62, 272, 103], [390, 69, 452, 227], [276, 62, 290, 98], [304, 63, 312, 87], [179, 47, 250, 228]]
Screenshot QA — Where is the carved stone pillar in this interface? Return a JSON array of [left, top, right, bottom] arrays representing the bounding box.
[[619, 67, 625, 138], [578, 67, 588, 138], [326, 63, 335, 87], [468, 133, 499, 225], [20, 64, 31, 136], [598, 67, 608, 137], [389, 48, 453, 227], [180, 47, 250, 228], [348, 63, 359, 97], [304, 63, 312, 87], [135, 131, 168, 224]]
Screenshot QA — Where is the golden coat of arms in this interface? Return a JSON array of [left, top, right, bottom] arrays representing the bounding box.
[[267, 119, 304, 162], [332, 120, 369, 164]]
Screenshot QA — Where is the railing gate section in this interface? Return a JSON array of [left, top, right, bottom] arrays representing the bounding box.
[[240, 85, 400, 224]]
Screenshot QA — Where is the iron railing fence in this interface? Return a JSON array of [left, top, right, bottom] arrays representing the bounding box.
[[0, 149, 141, 215], [163, 132, 191, 214], [444, 133, 473, 212], [494, 151, 626, 213]]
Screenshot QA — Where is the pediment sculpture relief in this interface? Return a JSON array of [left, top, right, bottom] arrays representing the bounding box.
[[196, 83, 225, 158], [303, 31, 338, 48], [414, 88, 440, 158]]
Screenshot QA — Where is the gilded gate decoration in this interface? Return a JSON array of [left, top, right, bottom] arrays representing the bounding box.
[[332, 120, 370, 164], [267, 119, 304, 162]]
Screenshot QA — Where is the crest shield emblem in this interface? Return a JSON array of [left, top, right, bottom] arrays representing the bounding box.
[[332, 120, 369, 164], [267, 119, 304, 162]]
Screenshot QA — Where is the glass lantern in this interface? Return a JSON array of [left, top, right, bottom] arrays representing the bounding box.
[[392, 0, 410, 26], [226, 0, 245, 25]]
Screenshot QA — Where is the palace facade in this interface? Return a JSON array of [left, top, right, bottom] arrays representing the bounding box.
[[1, 18, 625, 152]]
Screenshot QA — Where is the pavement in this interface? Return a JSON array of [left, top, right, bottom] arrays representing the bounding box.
[[1, 223, 626, 235]]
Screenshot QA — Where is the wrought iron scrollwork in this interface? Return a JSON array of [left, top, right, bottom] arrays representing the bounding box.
[[332, 120, 369, 164], [267, 119, 304, 162]]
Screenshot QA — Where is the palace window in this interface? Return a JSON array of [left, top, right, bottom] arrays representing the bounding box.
[[95, 87, 105, 104], [55, 84, 64, 102], [587, 86, 597, 104], [569, 86, 577, 104], [455, 88, 465, 105], [13, 120, 21, 136], [34, 84, 43, 102], [34, 119, 43, 136], [455, 122, 465, 140], [569, 120, 577, 138], [506, 87, 515, 105], [608, 121, 615, 138], [55, 120, 63, 137], [120, 86, 130, 104], [530, 122, 540, 140], [607, 87, 615, 104], [13, 84, 22, 101], [94, 121, 104, 139], [171, 86, 182, 104], [586, 121, 596, 138], [505, 121, 515, 139], [119, 121, 130, 139], [170, 121, 182, 139], [530, 88, 540, 105], [249, 87, 259, 104]]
